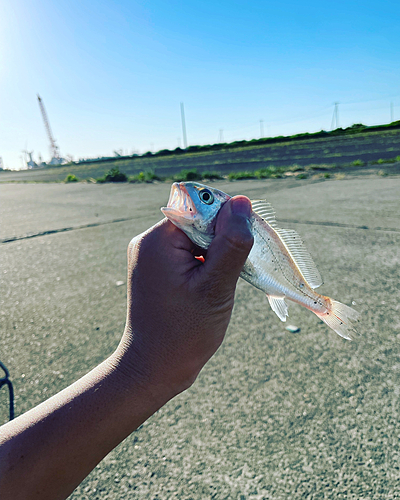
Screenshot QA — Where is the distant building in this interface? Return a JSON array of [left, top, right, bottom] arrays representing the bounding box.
[[26, 152, 38, 169]]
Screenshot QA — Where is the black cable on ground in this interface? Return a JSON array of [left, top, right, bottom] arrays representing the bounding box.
[[0, 361, 14, 421]]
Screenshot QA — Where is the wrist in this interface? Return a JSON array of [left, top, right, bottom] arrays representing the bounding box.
[[109, 336, 182, 414]]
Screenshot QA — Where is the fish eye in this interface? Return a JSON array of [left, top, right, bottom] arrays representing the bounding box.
[[199, 189, 214, 205]]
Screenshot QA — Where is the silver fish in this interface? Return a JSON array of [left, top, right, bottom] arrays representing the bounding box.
[[161, 182, 360, 339]]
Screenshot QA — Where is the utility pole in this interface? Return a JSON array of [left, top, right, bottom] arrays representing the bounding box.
[[180, 103, 188, 149], [260, 120, 264, 138], [331, 102, 339, 130], [218, 129, 224, 143], [391, 102, 394, 123]]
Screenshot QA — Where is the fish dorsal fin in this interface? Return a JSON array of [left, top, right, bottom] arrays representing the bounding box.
[[251, 200, 277, 227], [251, 199, 323, 289], [274, 228, 323, 289]]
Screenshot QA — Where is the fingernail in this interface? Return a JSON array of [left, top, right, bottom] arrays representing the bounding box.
[[231, 197, 252, 218]]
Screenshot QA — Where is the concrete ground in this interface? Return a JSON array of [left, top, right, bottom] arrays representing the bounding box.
[[1, 176, 400, 499]]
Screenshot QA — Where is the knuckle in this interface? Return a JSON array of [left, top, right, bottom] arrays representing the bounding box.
[[128, 234, 145, 261]]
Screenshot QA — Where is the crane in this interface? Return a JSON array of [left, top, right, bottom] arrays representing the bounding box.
[[37, 94, 63, 165]]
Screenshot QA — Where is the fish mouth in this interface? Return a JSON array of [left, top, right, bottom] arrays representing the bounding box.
[[161, 182, 198, 221]]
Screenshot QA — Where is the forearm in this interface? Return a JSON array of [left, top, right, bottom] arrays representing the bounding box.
[[0, 347, 173, 500]]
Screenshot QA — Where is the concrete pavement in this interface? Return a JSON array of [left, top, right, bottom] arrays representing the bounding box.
[[1, 177, 399, 499]]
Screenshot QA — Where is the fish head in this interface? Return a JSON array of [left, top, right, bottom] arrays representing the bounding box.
[[161, 182, 231, 248]]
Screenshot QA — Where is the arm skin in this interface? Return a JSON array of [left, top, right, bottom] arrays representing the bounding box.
[[0, 196, 253, 500]]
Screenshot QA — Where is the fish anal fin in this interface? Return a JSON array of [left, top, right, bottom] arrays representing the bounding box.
[[267, 295, 289, 322], [251, 200, 277, 228], [275, 228, 323, 289]]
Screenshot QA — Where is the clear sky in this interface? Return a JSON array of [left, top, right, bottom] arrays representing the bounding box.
[[1, 0, 399, 169]]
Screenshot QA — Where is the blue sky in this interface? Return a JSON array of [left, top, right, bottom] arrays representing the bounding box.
[[1, 0, 399, 169]]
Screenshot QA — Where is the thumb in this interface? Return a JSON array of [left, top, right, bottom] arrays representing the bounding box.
[[203, 196, 254, 293]]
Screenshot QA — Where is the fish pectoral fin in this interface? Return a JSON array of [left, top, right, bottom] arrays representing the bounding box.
[[267, 295, 289, 322]]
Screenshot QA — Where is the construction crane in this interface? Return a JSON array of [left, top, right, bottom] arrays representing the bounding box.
[[37, 94, 63, 165]]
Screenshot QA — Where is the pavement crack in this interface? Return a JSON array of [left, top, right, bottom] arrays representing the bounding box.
[[0, 215, 158, 244], [1, 215, 399, 244], [279, 218, 400, 233]]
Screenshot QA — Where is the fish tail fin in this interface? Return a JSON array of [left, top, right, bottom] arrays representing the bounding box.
[[315, 298, 360, 340]]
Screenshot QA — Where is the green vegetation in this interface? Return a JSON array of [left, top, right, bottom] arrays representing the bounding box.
[[173, 169, 201, 182], [171, 168, 224, 182], [373, 155, 400, 164], [71, 162, 373, 186], [201, 170, 224, 180], [96, 167, 128, 183], [129, 170, 160, 183], [352, 159, 365, 166], [254, 166, 285, 178], [98, 167, 224, 184], [228, 170, 256, 181], [64, 174, 79, 182], [228, 166, 286, 181]]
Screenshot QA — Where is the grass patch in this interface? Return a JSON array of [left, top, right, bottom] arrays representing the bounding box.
[[201, 170, 224, 180], [254, 166, 285, 179], [374, 157, 398, 165], [352, 159, 365, 166], [129, 170, 161, 183], [64, 174, 79, 183], [378, 170, 388, 176], [297, 173, 308, 179], [173, 169, 202, 182], [228, 171, 256, 181], [97, 167, 128, 183]]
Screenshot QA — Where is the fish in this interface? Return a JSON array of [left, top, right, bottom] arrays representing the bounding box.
[[161, 182, 360, 340]]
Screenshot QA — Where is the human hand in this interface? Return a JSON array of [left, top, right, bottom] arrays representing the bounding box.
[[0, 196, 253, 500], [116, 196, 254, 399]]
